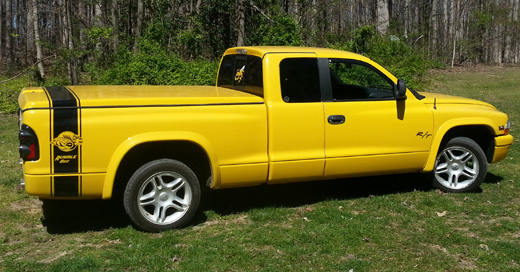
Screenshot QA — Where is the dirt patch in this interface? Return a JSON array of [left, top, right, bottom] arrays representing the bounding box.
[[194, 214, 251, 230], [424, 243, 478, 270], [9, 197, 43, 215]]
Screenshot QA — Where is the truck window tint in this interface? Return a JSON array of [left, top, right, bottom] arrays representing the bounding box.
[[217, 54, 264, 97], [243, 56, 263, 97], [280, 58, 320, 103], [217, 55, 235, 87], [329, 60, 394, 100]]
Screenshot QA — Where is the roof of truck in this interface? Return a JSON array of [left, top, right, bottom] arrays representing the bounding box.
[[224, 46, 365, 60]]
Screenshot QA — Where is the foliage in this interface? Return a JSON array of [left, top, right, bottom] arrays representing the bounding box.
[[0, 75, 31, 114], [249, 14, 302, 46], [0, 72, 73, 114], [86, 26, 114, 41], [94, 40, 218, 86], [175, 21, 207, 59], [0, 87, 19, 114], [352, 25, 377, 54], [330, 26, 443, 91], [199, 0, 235, 58]]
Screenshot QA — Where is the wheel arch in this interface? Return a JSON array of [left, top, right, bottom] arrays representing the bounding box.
[[423, 119, 497, 172], [102, 132, 220, 199]]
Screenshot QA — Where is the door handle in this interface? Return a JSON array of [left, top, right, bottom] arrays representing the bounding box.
[[327, 115, 345, 125]]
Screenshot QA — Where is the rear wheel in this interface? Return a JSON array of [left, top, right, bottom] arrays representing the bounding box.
[[433, 137, 487, 193], [123, 159, 200, 232]]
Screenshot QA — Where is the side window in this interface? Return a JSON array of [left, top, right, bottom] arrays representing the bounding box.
[[280, 58, 321, 103], [217, 54, 264, 97], [329, 60, 394, 100]]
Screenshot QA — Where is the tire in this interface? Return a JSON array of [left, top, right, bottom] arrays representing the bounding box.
[[433, 137, 487, 193], [124, 159, 201, 232]]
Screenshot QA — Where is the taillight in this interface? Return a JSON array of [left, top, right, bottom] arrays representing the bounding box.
[[19, 124, 39, 161]]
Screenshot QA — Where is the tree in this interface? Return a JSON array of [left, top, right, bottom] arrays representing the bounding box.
[[111, 0, 120, 52], [236, 0, 245, 46], [376, 0, 390, 35], [32, 0, 45, 81], [5, 0, 13, 63], [0, 1, 3, 61], [2, 0, 520, 85], [133, 0, 144, 53]]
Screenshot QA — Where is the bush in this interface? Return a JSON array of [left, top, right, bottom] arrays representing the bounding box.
[[329, 25, 443, 90], [0, 87, 19, 114], [251, 14, 302, 46], [0, 71, 74, 114], [94, 40, 218, 86], [0, 75, 32, 114]]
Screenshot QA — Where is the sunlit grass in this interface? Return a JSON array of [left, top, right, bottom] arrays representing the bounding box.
[[1, 67, 519, 271]]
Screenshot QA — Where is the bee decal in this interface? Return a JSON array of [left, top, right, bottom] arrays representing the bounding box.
[[51, 131, 83, 152], [235, 65, 245, 84]]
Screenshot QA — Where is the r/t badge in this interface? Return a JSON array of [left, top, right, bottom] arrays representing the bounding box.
[[416, 131, 432, 139]]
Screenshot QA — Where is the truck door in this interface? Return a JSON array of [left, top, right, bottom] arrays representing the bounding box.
[[322, 58, 433, 178], [264, 53, 326, 183]]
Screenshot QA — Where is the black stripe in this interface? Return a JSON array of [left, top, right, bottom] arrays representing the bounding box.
[[54, 176, 79, 197], [46, 86, 80, 174], [46, 86, 77, 107]]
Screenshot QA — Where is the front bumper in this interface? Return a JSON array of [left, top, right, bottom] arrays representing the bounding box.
[[492, 134, 514, 163]]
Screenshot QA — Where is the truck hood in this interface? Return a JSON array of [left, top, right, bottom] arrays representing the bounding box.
[[19, 85, 264, 110], [417, 91, 495, 108]]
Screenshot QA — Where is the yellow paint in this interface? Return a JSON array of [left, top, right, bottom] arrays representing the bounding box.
[[19, 46, 513, 199], [323, 99, 432, 177]]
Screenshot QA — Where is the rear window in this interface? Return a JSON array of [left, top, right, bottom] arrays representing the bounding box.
[[217, 54, 264, 97]]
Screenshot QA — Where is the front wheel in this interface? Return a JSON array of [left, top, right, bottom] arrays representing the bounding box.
[[124, 159, 201, 232], [433, 137, 488, 193]]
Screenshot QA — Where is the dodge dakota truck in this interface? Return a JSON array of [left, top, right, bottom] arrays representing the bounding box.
[[18, 46, 513, 232]]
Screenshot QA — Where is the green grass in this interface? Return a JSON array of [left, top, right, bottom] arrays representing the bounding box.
[[1, 67, 519, 271]]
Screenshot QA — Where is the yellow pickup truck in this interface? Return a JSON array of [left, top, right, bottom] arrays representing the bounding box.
[[18, 46, 513, 232]]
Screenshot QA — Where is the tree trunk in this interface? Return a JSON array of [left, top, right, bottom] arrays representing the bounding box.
[[450, 0, 457, 67], [26, 0, 36, 64], [5, 0, 13, 63], [236, 0, 245, 46], [95, 2, 103, 51], [376, 0, 389, 35], [32, 0, 45, 82], [0, 1, 3, 61], [78, 1, 87, 50], [514, 0, 520, 63], [62, 0, 78, 84], [111, 0, 120, 52], [133, 0, 144, 53]]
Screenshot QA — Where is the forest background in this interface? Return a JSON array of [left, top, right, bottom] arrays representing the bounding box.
[[1, 0, 520, 114]]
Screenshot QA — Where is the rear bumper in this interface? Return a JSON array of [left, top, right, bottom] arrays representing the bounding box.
[[492, 134, 514, 163], [23, 173, 106, 199]]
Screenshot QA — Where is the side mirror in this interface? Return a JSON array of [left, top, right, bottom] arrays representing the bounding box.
[[395, 79, 407, 99]]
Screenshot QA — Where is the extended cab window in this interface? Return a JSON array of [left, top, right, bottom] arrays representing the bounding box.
[[280, 58, 321, 103], [217, 54, 264, 97], [329, 59, 394, 100]]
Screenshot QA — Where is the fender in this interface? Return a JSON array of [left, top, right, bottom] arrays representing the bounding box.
[[101, 131, 221, 199], [423, 117, 497, 172]]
